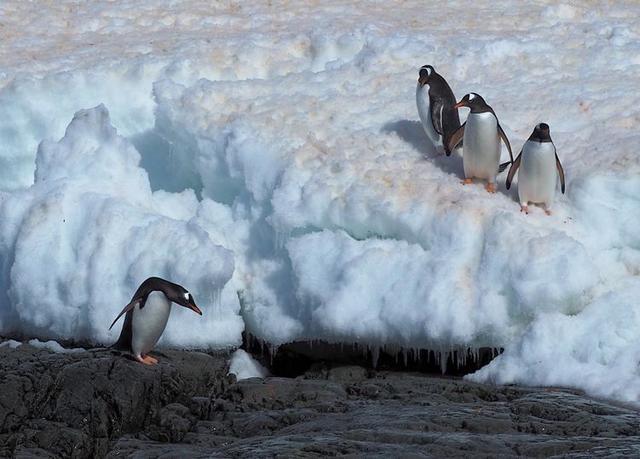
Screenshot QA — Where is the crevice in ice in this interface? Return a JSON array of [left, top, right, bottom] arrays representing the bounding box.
[[242, 333, 502, 378], [130, 129, 204, 197]]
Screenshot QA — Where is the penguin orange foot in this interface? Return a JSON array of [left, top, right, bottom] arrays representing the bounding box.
[[137, 354, 158, 365], [109, 277, 203, 365], [461, 178, 473, 185], [485, 182, 497, 193]]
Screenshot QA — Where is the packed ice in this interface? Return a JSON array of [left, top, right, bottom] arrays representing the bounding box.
[[0, 1, 639, 404], [27, 339, 85, 354], [0, 340, 22, 349]]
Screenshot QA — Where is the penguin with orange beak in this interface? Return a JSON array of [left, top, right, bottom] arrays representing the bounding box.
[[447, 93, 513, 193], [110, 277, 202, 365]]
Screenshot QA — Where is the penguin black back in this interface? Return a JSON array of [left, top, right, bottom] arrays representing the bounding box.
[[418, 65, 461, 152]]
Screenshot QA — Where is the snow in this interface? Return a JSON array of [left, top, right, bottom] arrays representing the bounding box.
[[228, 349, 269, 381], [1, 1, 639, 404], [0, 340, 22, 349], [27, 339, 85, 354]]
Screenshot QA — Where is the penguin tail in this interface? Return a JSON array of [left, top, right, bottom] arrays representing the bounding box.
[[498, 161, 511, 174]]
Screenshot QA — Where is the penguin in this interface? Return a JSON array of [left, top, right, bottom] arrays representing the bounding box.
[[447, 93, 514, 193], [506, 123, 565, 215], [109, 277, 202, 365], [416, 65, 462, 155]]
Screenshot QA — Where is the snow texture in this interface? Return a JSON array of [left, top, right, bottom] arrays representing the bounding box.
[[228, 349, 269, 381], [1, 1, 639, 403]]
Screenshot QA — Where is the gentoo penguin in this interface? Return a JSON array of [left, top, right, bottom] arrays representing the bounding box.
[[109, 277, 202, 365], [447, 93, 514, 193], [416, 65, 462, 155], [506, 123, 565, 215]]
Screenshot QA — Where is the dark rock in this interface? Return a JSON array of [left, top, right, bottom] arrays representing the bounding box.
[[1, 343, 640, 457], [153, 403, 195, 442]]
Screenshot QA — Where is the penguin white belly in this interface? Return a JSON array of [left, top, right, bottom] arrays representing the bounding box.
[[463, 112, 500, 181], [131, 291, 172, 357], [416, 84, 443, 151], [518, 141, 557, 207]]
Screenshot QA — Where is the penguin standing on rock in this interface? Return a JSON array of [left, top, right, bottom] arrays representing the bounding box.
[[110, 277, 202, 365], [447, 93, 514, 193], [506, 123, 565, 215], [416, 65, 462, 155]]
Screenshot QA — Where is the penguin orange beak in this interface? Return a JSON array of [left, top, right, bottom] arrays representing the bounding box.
[[453, 101, 467, 109], [188, 301, 202, 315]]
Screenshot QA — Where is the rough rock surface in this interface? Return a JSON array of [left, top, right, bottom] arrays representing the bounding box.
[[1, 343, 639, 458]]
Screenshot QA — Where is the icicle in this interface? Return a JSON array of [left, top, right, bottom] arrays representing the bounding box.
[[213, 287, 222, 310], [371, 346, 380, 369], [274, 226, 291, 250], [268, 344, 279, 365], [440, 350, 448, 374], [402, 348, 408, 366]]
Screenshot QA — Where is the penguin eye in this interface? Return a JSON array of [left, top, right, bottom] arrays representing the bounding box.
[[183, 292, 190, 301]]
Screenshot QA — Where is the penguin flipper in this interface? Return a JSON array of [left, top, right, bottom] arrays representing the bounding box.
[[498, 161, 511, 174], [555, 153, 565, 193], [505, 151, 522, 190], [497, 123, 514, 162], [446, 122, 465, 156], [430, 99, 444, 135], [111, 310, 134, 352], [109, 299, 140, 330]]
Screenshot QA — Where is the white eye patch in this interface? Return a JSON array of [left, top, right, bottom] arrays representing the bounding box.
[[184, 292, 190, 300], [468, 93, 476, 101]]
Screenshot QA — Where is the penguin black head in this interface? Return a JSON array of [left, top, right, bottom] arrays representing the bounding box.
[[453, 93, 489, 112], [529, 123, 552, 142], [170, 288, 202, 315], [418, 65, 436, 86], [144, 277, 202, 315]]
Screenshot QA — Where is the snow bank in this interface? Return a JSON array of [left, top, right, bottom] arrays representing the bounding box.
[[1, 0, 640, 404], [228, 350, 269, 380], [0, 105, 241, 348], [468, 280, 640, 404]]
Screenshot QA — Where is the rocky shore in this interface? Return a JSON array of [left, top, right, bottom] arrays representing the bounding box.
[[1, 342, 639, 458]]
